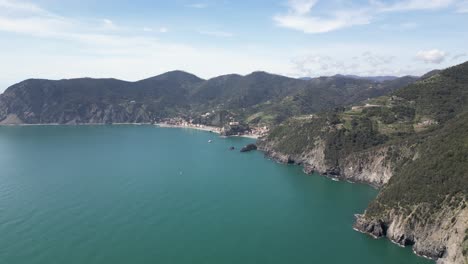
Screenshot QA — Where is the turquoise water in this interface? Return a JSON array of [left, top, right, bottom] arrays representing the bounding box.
[[0, 126, 431, 264]]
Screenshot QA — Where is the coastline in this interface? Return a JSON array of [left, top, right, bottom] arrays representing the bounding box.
[[0, 122, 261, 139], [154, 123, 260, 139]]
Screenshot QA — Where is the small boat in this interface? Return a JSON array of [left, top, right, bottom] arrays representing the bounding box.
[[208, 140, 212, 143]]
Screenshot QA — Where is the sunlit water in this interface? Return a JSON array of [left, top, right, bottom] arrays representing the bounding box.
[[0, 126, 431, 264]]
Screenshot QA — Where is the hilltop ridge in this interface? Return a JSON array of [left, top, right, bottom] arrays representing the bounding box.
[[0, 71, 418, 127]]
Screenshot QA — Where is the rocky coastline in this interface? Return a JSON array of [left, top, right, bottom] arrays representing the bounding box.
[[257, 140, 467, 264], [257, 138, 411, 188], [353, 206, 467, 264]]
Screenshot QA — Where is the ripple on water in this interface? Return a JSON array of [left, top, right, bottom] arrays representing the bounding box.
[[0, 126, 432, 264]]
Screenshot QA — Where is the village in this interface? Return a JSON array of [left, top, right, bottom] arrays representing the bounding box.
[[156, 116, 269, 139]]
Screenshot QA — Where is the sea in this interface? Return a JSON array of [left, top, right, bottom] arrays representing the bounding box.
[[0, 125, 432, 264]]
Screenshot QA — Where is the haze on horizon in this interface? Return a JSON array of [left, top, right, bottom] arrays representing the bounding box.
[[0, 0, 467, 92]]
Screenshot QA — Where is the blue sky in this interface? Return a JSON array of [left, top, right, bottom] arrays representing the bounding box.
[[0, 0, 467, 91]]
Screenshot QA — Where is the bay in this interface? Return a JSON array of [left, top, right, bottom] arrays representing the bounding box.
[[0, 126, 431, 264]]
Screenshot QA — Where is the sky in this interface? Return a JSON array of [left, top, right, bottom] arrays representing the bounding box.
[[0, 0, 467, 91]]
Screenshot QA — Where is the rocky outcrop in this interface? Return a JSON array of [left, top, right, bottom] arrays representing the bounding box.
[[354, 203, 467, 264], [353, 215, 387, 238], [258, 137, 415, 188], [240, 144, 257, 152]]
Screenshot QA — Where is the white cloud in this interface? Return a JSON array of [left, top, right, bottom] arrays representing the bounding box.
[[142, 27, 168, 33], [187, 3, 207, 9], [275, 0, 463, 33], [198, 30, 233, 37], [416, 49, 447, 64], [274, 10, 371, 33], [0, 0, 71, 37], [291, 51, 399, 77], [0, 0, 48, 15], [287, 0, 318, 15], [274, 1, 372, 33]]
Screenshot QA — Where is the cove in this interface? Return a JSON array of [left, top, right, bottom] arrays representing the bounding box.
[[0, 126, 431, 264]]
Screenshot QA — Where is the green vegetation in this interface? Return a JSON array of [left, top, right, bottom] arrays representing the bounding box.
[[367, 112, 468, 216], [266, 115, 329, 154], [394, 62, 468, 123], [263, 62, 468, 256], [0, 70, 417, 126]]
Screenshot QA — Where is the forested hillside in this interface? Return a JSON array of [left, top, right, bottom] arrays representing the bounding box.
[[259, 62, 468, 263], [0, 71, 417, 126]]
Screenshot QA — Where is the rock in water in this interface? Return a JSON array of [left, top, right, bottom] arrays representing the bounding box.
[[240, 144, 257, 152]]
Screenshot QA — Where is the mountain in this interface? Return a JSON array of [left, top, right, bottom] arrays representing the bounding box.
[[302, 75, 403, 82], [189, 73, 418, 126], [0, 72, 203, 124], [258, 61, 468, 263], [338, 75, 401, 82], [0, 72, 418, 126]]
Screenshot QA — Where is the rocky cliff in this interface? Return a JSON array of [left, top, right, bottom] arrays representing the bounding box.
[[258, 62, 468, 263], [259, 117, 467, 263], [259, 136, 417, 188], [354, 201, 467, 264]]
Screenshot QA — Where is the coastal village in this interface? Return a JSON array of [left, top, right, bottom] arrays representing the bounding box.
[[157, 116, 269, 139]]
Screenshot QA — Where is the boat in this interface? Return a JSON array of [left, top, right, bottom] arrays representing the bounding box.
[[208, 140, 212, 143]]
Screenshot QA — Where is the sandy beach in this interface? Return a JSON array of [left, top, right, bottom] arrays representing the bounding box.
[[154, 123, 260, 139]]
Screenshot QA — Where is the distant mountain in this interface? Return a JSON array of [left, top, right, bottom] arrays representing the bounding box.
[[0, 71, 418, 126], [259, 61, 468, 263], [339, 75, 401, 82], [300, 75, 403, 82]]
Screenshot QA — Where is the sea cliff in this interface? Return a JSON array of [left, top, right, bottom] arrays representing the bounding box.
[[259, 137, 416, 188], [258, 133, 467, 264]]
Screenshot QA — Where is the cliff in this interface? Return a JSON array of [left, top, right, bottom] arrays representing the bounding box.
[[258, 62, 468, 263], [259, 135, 416, 188], [259, 113, 468, 264], [354, 205, 467, 264]]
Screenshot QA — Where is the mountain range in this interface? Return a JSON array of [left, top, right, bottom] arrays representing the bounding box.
[[299, 75, 407, 82], [0, 71, 418, 126]]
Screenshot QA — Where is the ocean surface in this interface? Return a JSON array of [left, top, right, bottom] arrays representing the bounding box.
[[0, 126, 431, 264]]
